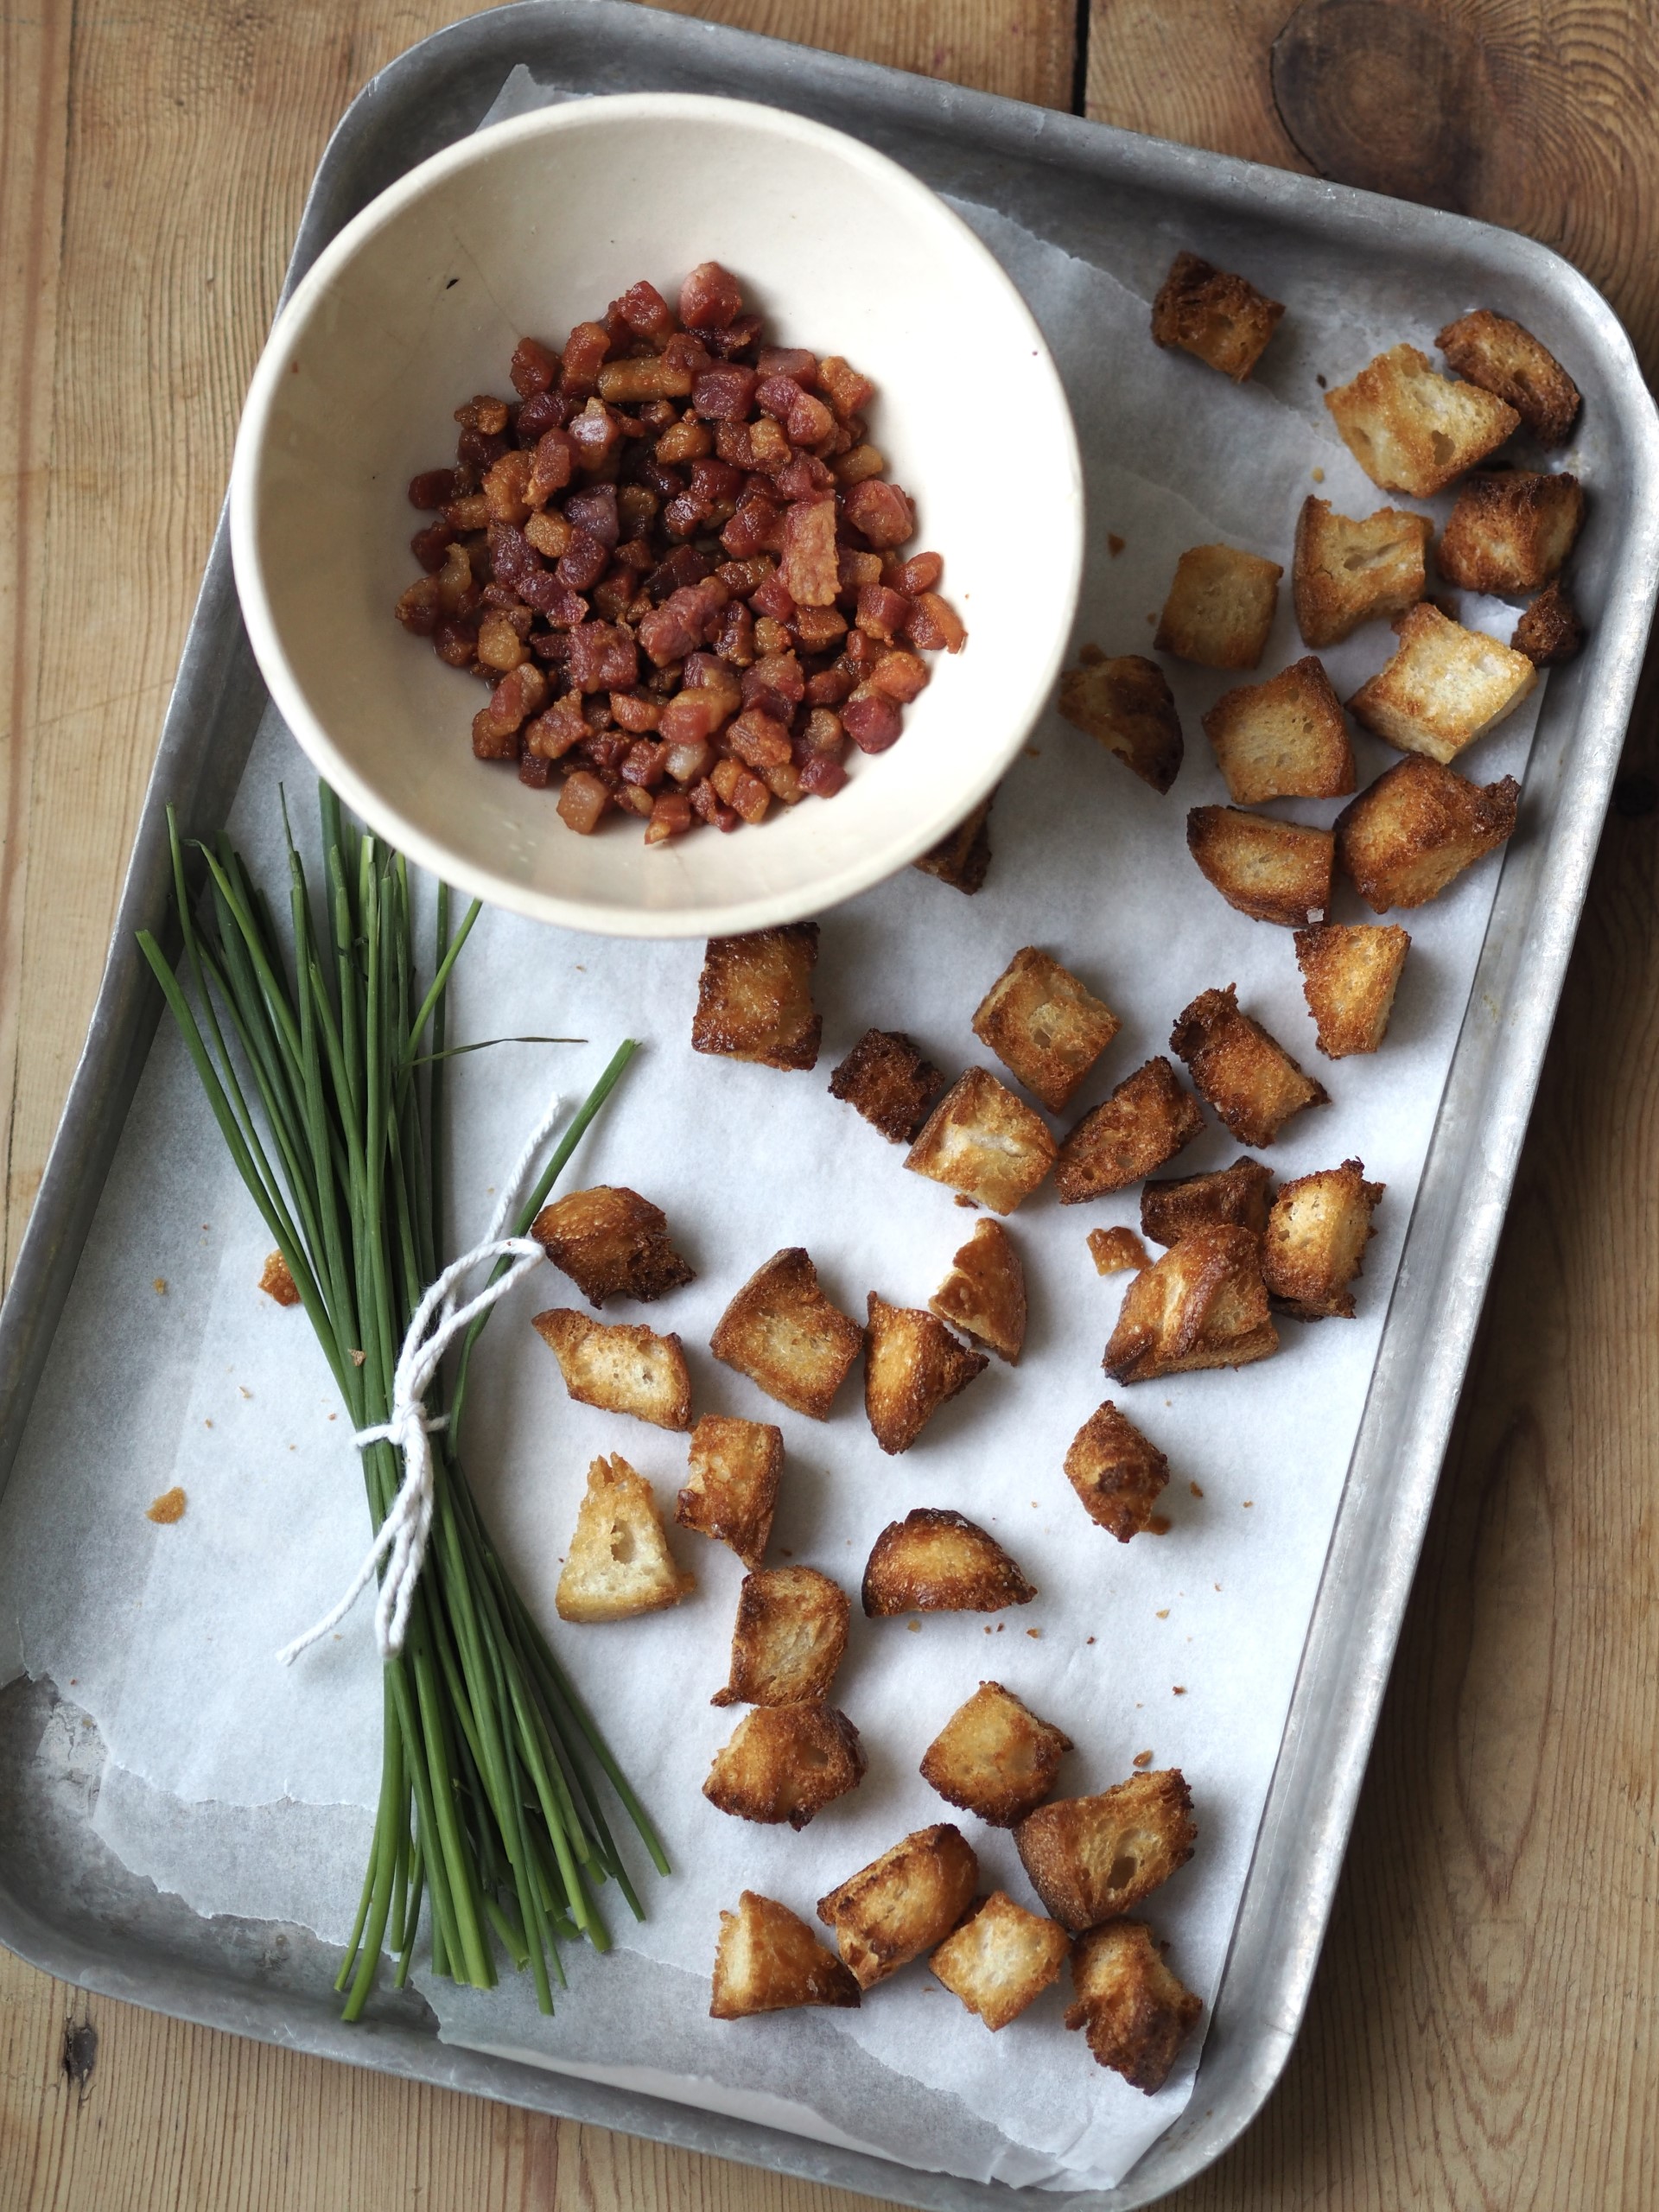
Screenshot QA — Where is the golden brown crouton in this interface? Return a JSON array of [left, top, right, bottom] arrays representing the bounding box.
[[1185, 807, 1334, 928], [677, 1413, 783, 1569], [1052, 1058, 1206, 1205], [1088, 1226, 1150, 1275], [1262, 1159, 1384, 1319], [1065, 1918, 1203, 2092], [258, 1249, 301, 1306], [971, 947, 1122, 1113], [862, 1508, 1036, 1616], [1347, 603, 1537, 766], [531, 1308, 693, 1431], [914, 791, 994, 893], [1325, 343, 1519, 497], [817, 1823, 980, 1987], [828, 1029, 944, 1144], [703, 1704, 866, 1829], [1150, 250, 1284, 381], [1058, 649, 1184, 794], [932, 1892, 1071, 2030], [1294, 923, 1411, 1058], [1335, 756, 1520, 912], [531, 1185, 694, 1308], [930, 1218, 1027, 1364], [905, 1068, 1057, 1216], [692, 925, 821, 1070], [556, 1455, 695, 1623], [1293, 497, 1432, 649], [1169, 986, 1328, 1147], [709, 1249, 864, 1421], [1440, 469, 1585, 596], [713, 1566, 850, 1707], [1064, 1402, 1170, 1541], [710, 1891, 861, 2018], [1154, 545, 1283, 671], [1014, 1770, 1197, 1933], [1140, 1157, 1274, 1247], [1201, 656, 1356, 806], [1103, 1224, 1279, 1383], [1511, 578, 1586, 665], [864, 1294, 988, 1454], [1436, 308, 1581, 445], [919, 1681, 1072, 1827]]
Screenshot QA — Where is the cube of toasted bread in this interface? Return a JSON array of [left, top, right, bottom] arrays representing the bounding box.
[[1065, 1918, 1203, 2092], [1053, 1058, 1206, 1205], [1058, 649, 1184, 793], [703, 1703, 866, 1829], [862, 1508, 1036, 1616], [1293, 497, 1432, 648], [1437, 308, 1581, 445], [709, 1248, 864, 1420], [865, 1294, 988, 1454], [1014, 1770, 1197, 1933], [1103, 1224, 1279, 1383], [1088, 1227, 1149, 1275], [692, 925, 821, 1070], [919, 1681, 1071, 1827], [1154, 545, 1282, 671], [1262, 1158, 1384, 1319], [1336, 756, 1520, 912], [1150, 251, 1284, 381], [710, 1891, 861, 2018], [1325, 343, 1518, 497], [530, 1185, 694, 1308], [828, 1029, 944, 1144], [1201, 656, 1356, 804], [532, 1309, 693, 1430], [713, 1566, 851, 1707], [930, 1218, 1027, 1364], [971, 947, 1122, 1113], [1438, 470, 1584, 595], [931, 1892, 1071, 2030], [556, 1455, 694, 1622], [1347, 604, 1537, 766], [1064, 1402, 1171, 1541], [914, 791, 994, 892], [1294, 923, 1410, 1057], [905, 1068, 1057, 1216], [258, 1249, 301, 1306], [677, 1413, 783, 1569], [1512, 578, 1585, 665], [817, 1823, 979, 1988], [1170, 986, 1328, 1147], [1186, 807, 1334, 928], [1140, 1157, 1274, 1248]]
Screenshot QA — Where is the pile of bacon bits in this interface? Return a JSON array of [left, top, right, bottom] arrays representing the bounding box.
[[394, 262, 967, 844]]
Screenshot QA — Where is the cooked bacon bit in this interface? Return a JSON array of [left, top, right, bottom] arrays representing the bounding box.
[[868, 651, 929, 702], [560, 321, 611, 397], [694, 365, 760, 420], [525, 695, 588, 760], [527, 428, 578, 505], [712, 756, 772, 822], [681, 260, 745, 330], [510, 337, 560, 397], [792, 606, 848, 651], [818, 354, 876, 417], [409, 467, 458, 510], [779, 499, 841, 607], [856, 583, 912, 641], [476, 608, 527, 670], [834, 442, 886, 486], [843, 695, 904, 753], [749, 416, 791, 470], [455, 394, 510, 435], [887, 550, 944, 595], [843, 479, 916, 549], [410, 521, 456, 572], [729, 709, 794, 769], [639, 579, 728, 664], [798, 750, 849, 798], [613, 279, 677, 342], [397, 577, 442, 636], [557, 769, 610, 833], [907, 590, 968, 653], [645, 789, 695, 843]]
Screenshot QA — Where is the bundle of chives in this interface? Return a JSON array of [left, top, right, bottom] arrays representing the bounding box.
[[137, 787, 665, 2018]]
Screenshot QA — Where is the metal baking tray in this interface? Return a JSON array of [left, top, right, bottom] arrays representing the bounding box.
[[2, 3, 1655, 2202]]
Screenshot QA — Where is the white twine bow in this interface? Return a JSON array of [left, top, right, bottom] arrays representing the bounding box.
[[277, 1092, 564, 1667]]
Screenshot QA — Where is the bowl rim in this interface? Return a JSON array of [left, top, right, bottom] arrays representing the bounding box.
[[229, 89, 1085, 939]]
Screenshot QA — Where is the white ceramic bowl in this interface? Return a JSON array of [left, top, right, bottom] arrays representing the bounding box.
[[231, 93, 1084, 938]]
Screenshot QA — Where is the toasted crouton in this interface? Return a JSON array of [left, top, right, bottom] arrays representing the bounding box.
[[1058, 649, 1184, 794], [817, 1823, 980, 1987], [1065, 1919, 1203, 2092], [709, 1249, 864, 1420], [1348, 604, 1537, 766], [1052, 1058, 1206, 1205], [932, 1892, 1071, 2030], [1201, 657, 1356, 806], [713, 1566, 851, 1707], [1089, 1226, 1149, 1275], [1438, 470, 1584, 595], [1014, 1770, 1197, 1933], [1150, 251, 1284, 381], [1437, 308, 1581, 445], [1186, 806, 1334, 928], [530, 1185, 694, 1308], [677, 1414, 783, 1569], [1294, 923, 1411, 1057], [692, 925, 821, 1070], [1512, 579, 1586, 665], [1103, 1224, 1279, 1383], [1335, 756, 1520, 912], [865, 1294, 988, 1454], [1325, 343, 1518, 497], [905, 1068, 1057, 1216], [930, 1218, 1027, 1364], [703, 1704, 866, 1829], [1262, 1159, 1384, 1319], [258, 1249, 301, 1306], [710, 1891, 861, 2018], [1064, 1402, 1170, 1541], [1170, 986, 1328, 1147], [532, 1308, 693, 1430], [1141, 1157, 1274, 1247], [914, 791, 994, 892], [971, 947, 1122, 1112], [920, 1681, 1071, 1827], [556, 1455, 694, 1623], [828, 1029, 944, 1144], [862, 1508, 1036, 1616], [1154, 544, 1283, 671], [1293, 497, 1432, 648]]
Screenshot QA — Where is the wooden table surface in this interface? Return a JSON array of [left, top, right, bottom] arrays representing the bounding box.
[[3, 1, 1657, 2204]]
